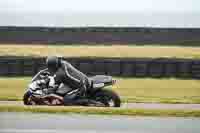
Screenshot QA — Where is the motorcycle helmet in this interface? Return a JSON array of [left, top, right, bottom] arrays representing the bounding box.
[[46, 56, 61, 73]]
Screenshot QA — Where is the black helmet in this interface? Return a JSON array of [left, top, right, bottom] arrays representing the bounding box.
[[46, 56, 60, 73]]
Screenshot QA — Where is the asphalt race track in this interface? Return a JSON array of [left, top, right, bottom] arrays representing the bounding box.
[[0, 112, 200, 133]]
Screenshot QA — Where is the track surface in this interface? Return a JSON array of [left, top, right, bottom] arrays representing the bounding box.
[[1, 112, 200, 133], [1, 101, 200, 110]]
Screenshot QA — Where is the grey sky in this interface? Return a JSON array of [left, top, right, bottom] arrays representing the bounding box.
[[0, 0, 200, 27]]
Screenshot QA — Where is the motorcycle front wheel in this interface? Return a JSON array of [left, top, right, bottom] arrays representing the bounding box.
[[23, 91, 33, 105]]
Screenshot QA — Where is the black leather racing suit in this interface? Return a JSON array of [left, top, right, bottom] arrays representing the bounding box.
[[53, 60, 90, 105]]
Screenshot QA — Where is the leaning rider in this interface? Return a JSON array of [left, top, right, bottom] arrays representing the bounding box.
[[45, 56, 91, 105]]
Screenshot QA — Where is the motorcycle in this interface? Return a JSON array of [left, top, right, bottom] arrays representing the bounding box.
[[23, 69, 121, 107]]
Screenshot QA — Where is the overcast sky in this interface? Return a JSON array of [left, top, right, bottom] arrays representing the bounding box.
[[0, 0, 200, 27]]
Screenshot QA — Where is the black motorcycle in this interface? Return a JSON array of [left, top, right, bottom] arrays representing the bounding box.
[[23, 70, 121, 107]]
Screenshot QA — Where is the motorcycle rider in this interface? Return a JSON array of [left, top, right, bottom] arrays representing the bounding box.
[[46, 56, 91, 105]]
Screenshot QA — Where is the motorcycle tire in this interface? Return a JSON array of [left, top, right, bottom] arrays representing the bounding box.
[[94, 89, 121, 107], [23, 91, 32, 105]]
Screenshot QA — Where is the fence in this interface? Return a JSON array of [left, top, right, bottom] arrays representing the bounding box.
[[1, 56, 200, 79], [0, 26, 200, 45]]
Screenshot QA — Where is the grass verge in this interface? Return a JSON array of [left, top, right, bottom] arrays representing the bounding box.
[[1, 44, 200, 58], [1, 77, 200, 104], [0, 105, 200, 117]]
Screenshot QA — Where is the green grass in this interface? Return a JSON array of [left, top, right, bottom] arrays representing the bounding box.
[[0, 105, 200, 117], [0, 77, 30, 101], [1, 77, 200, 103], [113, 78, 200, 103], [1, 44, 200, 58]]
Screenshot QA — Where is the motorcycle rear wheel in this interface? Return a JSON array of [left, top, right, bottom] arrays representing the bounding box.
[[94, 89, 121, 107]]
